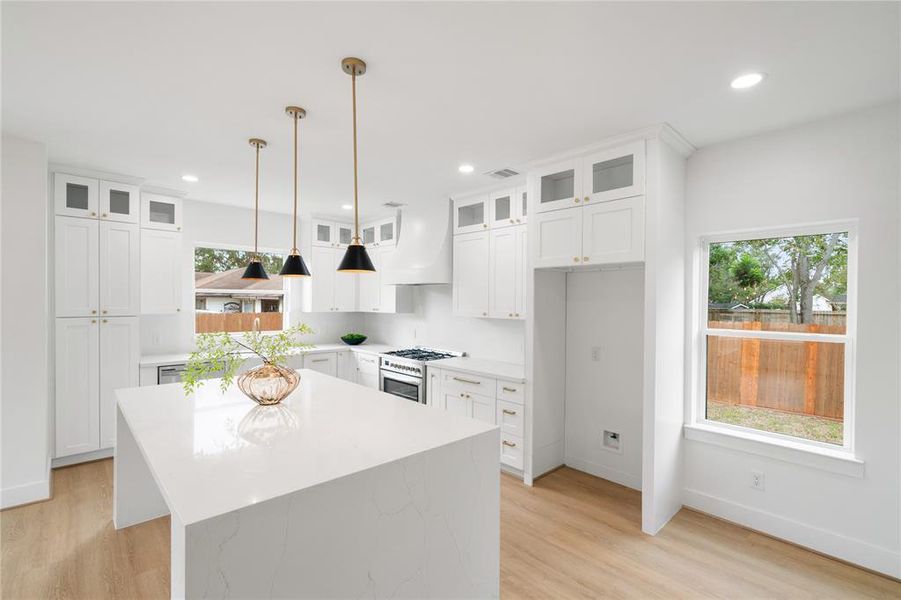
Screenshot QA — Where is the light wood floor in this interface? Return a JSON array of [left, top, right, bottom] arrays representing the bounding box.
[[2, 460, 898, 599]]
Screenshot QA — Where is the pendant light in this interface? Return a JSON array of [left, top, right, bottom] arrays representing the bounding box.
[[279, 106, 312, 277], [337, 57, 376, 273], [242, 138, 270, 280]]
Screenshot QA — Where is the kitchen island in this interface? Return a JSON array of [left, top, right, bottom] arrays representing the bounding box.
[[113, 369, 500, 599]]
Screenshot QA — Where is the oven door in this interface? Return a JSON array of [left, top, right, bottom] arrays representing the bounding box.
[[380, 369, 425, 404]]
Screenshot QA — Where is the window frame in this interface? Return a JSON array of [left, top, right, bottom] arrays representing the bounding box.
[[192, 241, 288, 336], [692, 220, 858, 456]]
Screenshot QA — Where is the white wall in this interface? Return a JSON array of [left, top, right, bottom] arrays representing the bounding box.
[[1, 134, 51, 508], [564, 268, 644, 490], [140, 200, 363, 355], [362, 285, 525, 363], [683, 103, 900, 576]]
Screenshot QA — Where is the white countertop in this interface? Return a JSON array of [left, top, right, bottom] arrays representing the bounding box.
[[430, 356, 526, 383], [115, 369, 496, 526], [139, 342, 396, 367]]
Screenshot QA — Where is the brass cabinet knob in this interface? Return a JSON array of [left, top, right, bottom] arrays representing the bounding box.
[[102, 310, 107, 314], [91, 319, 97, 324], [574, 198, 580, 204], [583, 256, 589, 261], [101, 213, 107, 218], [482, 312, 488, 316], [177, 226, 181, 231], [508, 313, 513, 317], [573, 257, 580, 262], [90, 211, 97, 216], [101, 319, 108, 323], [176, 307, 181, 312], [483, 223, 487, 228], [91, 309, 97, 314], [584, 196, 590, 202]]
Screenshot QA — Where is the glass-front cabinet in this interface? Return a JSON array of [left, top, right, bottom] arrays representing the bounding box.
[[55, 173, 99, 218], [533, 159, 580, 214], [453, 194, 489, 234], [100, 181, 140, 224], [337, 223, 353, 247], [377, 218, 396, 246], [489, 188, 517, 229], [141, 193, 182, 232], [516, 186, 528, 225], [362, 223, 377, 246], [581, 139, 645, 205], [311, 220, 336, 247]]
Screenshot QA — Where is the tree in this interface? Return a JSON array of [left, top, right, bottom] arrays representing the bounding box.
[[194, 247, 284, 274]]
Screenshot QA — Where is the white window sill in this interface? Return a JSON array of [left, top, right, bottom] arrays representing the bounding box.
[[683, 423, 864, 478]]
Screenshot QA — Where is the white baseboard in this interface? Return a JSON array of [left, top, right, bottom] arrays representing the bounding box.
[[52, 447, 113, 468], [1, 478, 50, 509], [683, 488, 901, 578], [565, 456, 642, 491], [532, 440, 564, 479]]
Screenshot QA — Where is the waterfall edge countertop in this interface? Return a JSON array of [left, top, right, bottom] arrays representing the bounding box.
[[115, 369, 497, 526], [430, 356, 526, 383], [139, 342, 396, 368]]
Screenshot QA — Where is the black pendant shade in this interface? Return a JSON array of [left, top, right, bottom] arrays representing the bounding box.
[[337, 243, 375, 273], [242, 259, 269, 280], [280, 252, 311, 277]]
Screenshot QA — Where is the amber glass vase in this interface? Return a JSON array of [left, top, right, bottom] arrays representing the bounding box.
[[236, 362, 299, 405]]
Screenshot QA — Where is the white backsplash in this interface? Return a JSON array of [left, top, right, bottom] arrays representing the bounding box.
[[362, 285, 525, 364]]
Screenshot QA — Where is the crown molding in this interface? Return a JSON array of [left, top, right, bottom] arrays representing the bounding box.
[[49, 163, 144, 186]]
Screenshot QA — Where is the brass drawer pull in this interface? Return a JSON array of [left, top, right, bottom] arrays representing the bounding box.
[[502, 440, 517, 448], [502, 409, 517, 416], [311, 358, 329, 363], [502, 386, 517, 393], [452, 376, 480, 385]]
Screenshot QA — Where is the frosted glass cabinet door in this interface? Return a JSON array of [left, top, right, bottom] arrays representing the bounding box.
[[336, 223, 353, 248], [581, 140, 645, 205], [55, 318, 100, 458], [453, 195, 489, 234], [99, 316, 139, 449], [515, 186, 528, 224], [312, 220, 336, 247], [377, 218, 396, 246], [100, 181, 140, 224], [489, 189, 517, 229], [55, 216, 99, 317], [533, 159, 581, 214], [54, 173, 99, 218], [141, 193, 182, 231]]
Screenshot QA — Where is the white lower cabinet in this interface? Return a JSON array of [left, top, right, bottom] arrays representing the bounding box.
[[434, 367, 527, 471], [355, 352, 380, 389], [55, 316, 138, 458], [140, 228, 182, 314], [304, 352, 337, 377], [336, 351, 356, 381]]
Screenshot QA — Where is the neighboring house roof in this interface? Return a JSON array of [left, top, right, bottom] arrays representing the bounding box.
[[708, 303, 750, 310], [195, 268, 284, 296]]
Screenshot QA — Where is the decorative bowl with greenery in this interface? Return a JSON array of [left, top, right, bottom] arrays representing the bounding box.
[[183, 323, 313, 404], [340, 333, 367, 346]]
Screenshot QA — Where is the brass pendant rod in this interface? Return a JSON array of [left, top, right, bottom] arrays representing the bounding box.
[[351, 69, 360, 243], [254, 141, 261, 258], [292, 111, 299, 253]]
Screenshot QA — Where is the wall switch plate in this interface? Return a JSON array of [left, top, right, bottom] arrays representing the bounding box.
[[751, 471, 765, 491], [602, 430, 622, 454], [591, 346, 601, 361]]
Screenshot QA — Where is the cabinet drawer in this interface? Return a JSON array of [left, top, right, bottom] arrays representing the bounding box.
[[355, 352, 380, 375], [496, 380, 525, 404], [441, 370, 496, 395], [305, 352, 337, 377], [500, 434, 524, 470], [496, 400, 524, 436]]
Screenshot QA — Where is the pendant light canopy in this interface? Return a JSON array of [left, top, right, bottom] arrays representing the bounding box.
[[279, 106, 312, 278], [337, 57, 376, 274], [242, 138, 270, 280]]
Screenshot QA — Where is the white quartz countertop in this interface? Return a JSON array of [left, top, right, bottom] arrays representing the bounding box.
[[430, 356, 526, 383], [115, 370, 497, 526], [139, 342, 396, 367]]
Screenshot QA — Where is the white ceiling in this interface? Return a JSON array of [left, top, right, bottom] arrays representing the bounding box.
[[3, 2, 898, 219]]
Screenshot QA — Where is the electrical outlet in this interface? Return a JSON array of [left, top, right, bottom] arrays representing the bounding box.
[[591, 346, 601, 361], [602, 430, 622, 453], [751, 471, 765, 491]]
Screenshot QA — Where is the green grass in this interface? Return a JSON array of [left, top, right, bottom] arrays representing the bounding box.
[[707, 402, 843, 445]]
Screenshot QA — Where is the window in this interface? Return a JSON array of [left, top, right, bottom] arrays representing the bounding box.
[[193, 246, 286, 333], [699, 226, 854, 449]]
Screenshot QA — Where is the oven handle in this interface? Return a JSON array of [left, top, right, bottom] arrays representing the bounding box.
[[380, 369, 422, 385]]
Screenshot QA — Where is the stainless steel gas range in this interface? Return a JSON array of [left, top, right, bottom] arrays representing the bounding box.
[[380, 347, 464, 404]]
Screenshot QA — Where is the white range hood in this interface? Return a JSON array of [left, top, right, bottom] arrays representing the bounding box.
[[382, 199, 452, 285]]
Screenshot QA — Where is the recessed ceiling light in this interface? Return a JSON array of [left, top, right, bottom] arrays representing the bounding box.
[[458, 164, 475, 174], [182, 174, 199, 182], [342, 204, 353, 210], [730, 72, 766, 90]]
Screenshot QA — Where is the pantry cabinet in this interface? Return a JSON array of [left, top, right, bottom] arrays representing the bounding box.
[[100, 181, 140, 224], [55, 318, 100, 457], [141, 193, 182, 231], [452, 231, 490, 317], [55, 216, 99, 317], [534, 140, 645, 214], [54, 173, 99, 218], [99, 221, 140, 316], [140, 228, 182, 314], [98, 317, 139, 448], [489, 225, 526, 319]]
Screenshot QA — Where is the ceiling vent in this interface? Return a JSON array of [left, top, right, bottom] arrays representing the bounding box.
[[382, 201, 406, 208], [484, 167, 519, 179]]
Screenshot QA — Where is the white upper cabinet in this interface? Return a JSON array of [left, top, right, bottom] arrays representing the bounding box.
[[516, 226, 527, 317], [489, 226, 523, 319], [534, 159, 581, 214], [532, 206, 583, 268], [362, 223, 377, 246], [334, 263, 357, 312], [312, 220, 337, 247], [582, 196, 645, 264], [307, 246, 358, 312], [141, 193, 182, 231], [336, 223, 354, 247], [99, 221, 140, 316], [55, 216, 99, 317], [452, 230, 490, 317], [453, 194, 489, 234], [581, 140, 645, 205], [515, 186, 528, 225], [55, 317, 100, 457], [100, 181, 140, 224], [376, 217, 396, 246], [54, 173, 99, 219], [489, 188, 518, 229], [357, 247, 381, 312], [99, 316, 139, 448], [140, 228, 182, 314]]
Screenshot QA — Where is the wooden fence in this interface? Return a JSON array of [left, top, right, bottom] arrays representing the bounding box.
[[195, 312, 283, 334], [707, 321, 845, 419]]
